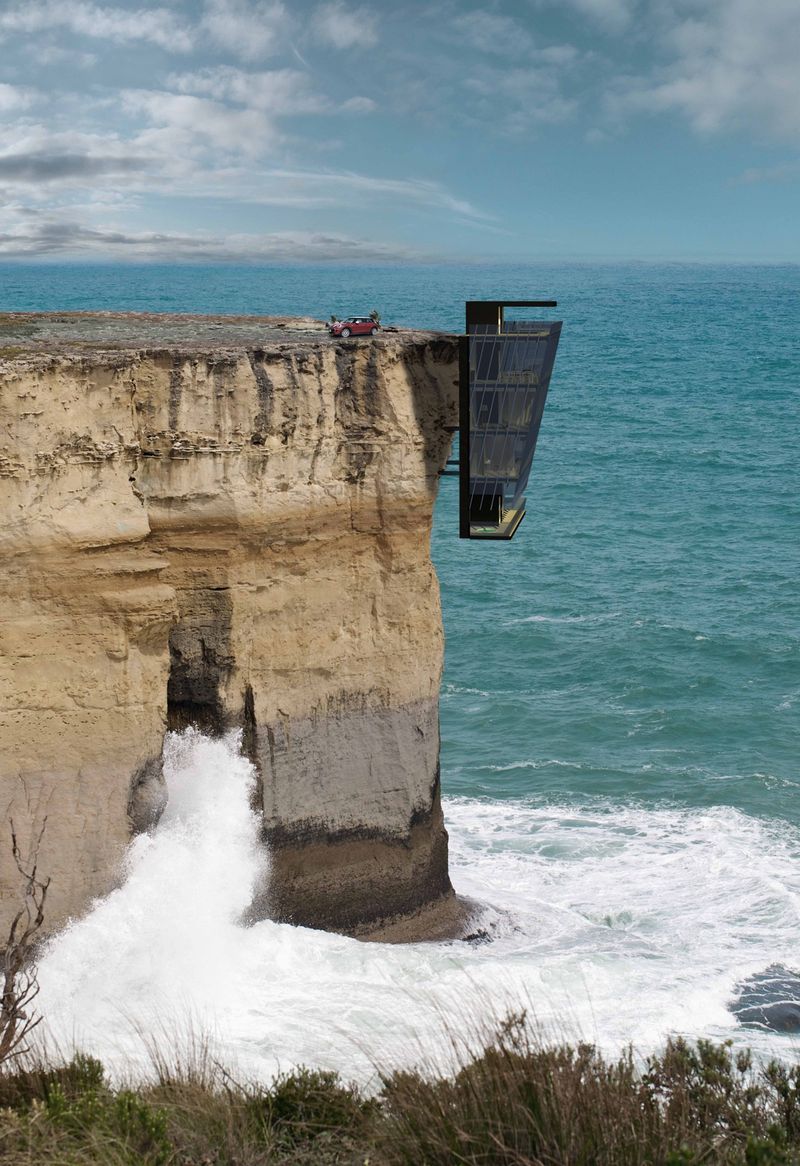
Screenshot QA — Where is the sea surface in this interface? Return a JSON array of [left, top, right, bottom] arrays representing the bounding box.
[[2, 261, 798, 1081]]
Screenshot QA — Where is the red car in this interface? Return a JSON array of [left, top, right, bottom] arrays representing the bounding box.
[[329, 316, 380, 337]]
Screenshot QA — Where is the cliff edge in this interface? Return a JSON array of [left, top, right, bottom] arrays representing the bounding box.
[[0, 312, 461, 941]]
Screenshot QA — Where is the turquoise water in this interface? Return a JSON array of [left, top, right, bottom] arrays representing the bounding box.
[[432, 264, 799, 827], [7, 261, 800, 1067]]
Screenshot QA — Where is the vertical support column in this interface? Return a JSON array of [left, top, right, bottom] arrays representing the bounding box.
[[458, 334, 471, 540]]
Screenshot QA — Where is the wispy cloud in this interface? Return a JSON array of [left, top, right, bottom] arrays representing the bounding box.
[[453, 10, 539, 57], [167, 65, 373, 116], [0, 1, 193, 52], [340, 95, 376, 113], [539, 0, 636, 31], [33, 44, 98, 68], [385, 5, 582, 134], [466, 65, 578, 131], [0, 212, 422, 261], [731, 159, 800, 185], [251, 169, 490, 217], [201, 0, 288, 61], [313, 1, 378, 49]]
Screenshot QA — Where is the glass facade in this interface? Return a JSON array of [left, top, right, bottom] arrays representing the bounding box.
[[460, 304, 561, 539]]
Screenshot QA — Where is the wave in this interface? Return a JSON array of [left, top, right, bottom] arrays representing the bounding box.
[[504, 612, 622, 627], [487, 759, 586, 772], [442, 683, 493, 697], [34, 733, 800, 1086]]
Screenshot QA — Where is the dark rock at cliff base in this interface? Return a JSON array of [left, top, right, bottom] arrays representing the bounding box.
[[731, 965, 800, 1032], [128, 757, 168, 834]]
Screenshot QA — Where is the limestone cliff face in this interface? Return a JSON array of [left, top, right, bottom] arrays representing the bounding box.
[[0, 314, 459, 940]]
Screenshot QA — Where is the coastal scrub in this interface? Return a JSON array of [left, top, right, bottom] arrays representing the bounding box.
[[2, 1020, 800, 1164]]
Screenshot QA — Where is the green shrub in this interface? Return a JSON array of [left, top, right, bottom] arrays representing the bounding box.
[[377, 1020, 796, 1166], [247, 1066, 375, 1148], [0, 1051, 105, 1111], [0, 1053, 171, 1165]]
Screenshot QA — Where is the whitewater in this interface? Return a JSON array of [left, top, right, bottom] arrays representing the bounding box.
[[35, 728, 800, 1084]]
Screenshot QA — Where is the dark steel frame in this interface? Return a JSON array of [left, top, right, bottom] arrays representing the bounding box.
[[459, 300, 558, 540]]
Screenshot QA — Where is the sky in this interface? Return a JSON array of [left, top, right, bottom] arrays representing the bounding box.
[[0, 0, 798, 262]]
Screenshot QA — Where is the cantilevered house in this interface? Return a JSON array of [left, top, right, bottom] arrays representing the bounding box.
[[460, 300, 562, 539]]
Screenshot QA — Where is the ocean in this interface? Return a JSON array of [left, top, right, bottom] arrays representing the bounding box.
[[3, 261, 798, 1081]]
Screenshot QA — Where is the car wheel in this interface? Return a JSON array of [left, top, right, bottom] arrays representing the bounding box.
[[370, 326, 378, 335], [340, 327, 351, 337]]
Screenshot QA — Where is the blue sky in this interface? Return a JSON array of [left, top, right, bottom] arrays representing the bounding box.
[[0, 0, 798, 261]]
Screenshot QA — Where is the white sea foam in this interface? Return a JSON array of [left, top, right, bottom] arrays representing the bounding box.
[[504, 612, 622, 627], [442, 683, 493, 697], [487, 759, 585, 772], [35, 731, 800, 1085]]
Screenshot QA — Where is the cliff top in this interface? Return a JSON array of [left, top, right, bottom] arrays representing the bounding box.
[[0, 311, 446, 361]]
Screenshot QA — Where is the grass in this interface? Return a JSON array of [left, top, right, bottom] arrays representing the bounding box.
[[2, 1016, 800, 1164]]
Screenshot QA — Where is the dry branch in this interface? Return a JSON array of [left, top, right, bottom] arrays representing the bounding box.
[[0, 818, 50, 1066]]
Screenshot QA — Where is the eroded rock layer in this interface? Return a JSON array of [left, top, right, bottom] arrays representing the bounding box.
[[0, 314, 459, 940]]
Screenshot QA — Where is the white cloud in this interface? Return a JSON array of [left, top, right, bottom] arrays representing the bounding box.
[[466, 66, 578, 130], [201, 0, 288, 61], [0, 107, 485, 223], [0, 1, 193, 52], [554, 0, 636, 29], [608, 0, 800, 139], [383, 5, 581, 135], [313, 1, 378, 49], [254, 169, 488, 217], [0, 83, 37, 112], [121, 90, 280, 158], [168, 66, 329, 114], [0, 125, 156, 194], [34, 44, 98, 68], [537, 44, 580, 65], [170, 168, 488, 220], [453, 10, 538, 56], [0, 210, 422, 261], [108, 165, 487, 216], [340, 95, 376, 113], [168, 65, 376, 116]]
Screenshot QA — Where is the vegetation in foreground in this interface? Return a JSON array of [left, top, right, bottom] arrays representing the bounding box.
[[1, 1017, 800, 1165]]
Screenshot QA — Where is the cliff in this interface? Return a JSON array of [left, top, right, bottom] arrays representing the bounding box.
[[0, 312, 461, 942]]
